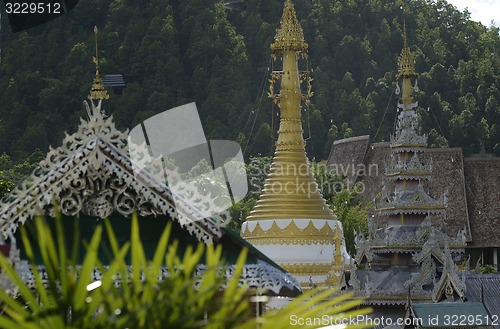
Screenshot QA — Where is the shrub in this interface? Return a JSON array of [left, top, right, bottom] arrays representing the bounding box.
[[0, 214, 370, 328]]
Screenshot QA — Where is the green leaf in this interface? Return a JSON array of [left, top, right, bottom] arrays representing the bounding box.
[[72, 225, 102, 311]]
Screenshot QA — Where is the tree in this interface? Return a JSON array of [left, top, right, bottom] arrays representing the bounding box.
[[323, 123, 339, 159], [249, 123, 273, 157], [305, 107, 327, 160], [0, 178, 13, 198], [311, 161, 369, 256], [333, 186, 369, 255], [428, 128, 449, 148], [0, 0, 499, 159], [0, 151, 43, 186]]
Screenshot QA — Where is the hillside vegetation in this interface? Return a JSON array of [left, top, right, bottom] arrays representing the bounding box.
[[0, 0, 499, 162]]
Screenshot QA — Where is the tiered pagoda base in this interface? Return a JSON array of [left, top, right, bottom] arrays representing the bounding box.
[[242, 218, 350, 287]]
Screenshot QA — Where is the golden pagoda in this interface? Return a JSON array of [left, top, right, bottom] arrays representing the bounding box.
[[241, 0, 349, 289]]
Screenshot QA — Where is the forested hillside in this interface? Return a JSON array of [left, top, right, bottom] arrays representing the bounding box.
[[0, 0, 499, 163]]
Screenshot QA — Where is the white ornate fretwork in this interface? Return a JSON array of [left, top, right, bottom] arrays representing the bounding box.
[[15, 261, 300, 297], [0, 101, 224, 243]]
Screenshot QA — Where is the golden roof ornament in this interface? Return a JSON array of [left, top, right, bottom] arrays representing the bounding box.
[[396, 1, 418, 105], [397, 19, 417, 79], [270, 0, 308, 54], [88, 26, 109, 101], [244, 0, 335, 222]]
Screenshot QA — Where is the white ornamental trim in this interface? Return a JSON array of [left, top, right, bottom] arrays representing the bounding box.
[[0, 107, 223, 243], [11, 260, 300, 297]]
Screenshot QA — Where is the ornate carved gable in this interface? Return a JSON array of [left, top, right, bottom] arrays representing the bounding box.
[[0, 102, 222, 243], [432, 244, 466, 302], [412, 230, 466, 265], [376, 184, 446, 215], [390, 106, 427, 149], [354, 231, 374, 264]]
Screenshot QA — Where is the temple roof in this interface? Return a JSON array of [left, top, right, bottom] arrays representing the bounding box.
[[0, 106, 222, 243], [0, 102, 302, 296], [411, 302, 492, 328], [463, 157, 500, 248], [466, 273, 500, 329], [326, 135, 371, 186], [376, 186, 446, 215]]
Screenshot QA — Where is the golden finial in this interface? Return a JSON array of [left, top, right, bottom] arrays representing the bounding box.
[[397, 0, 417, 79], [88, 26, 109, 101], [270, 0, 308, 54]]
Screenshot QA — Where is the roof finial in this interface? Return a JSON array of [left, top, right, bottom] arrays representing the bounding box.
[[270, 0, 308, 54], [397, 0, 418, 106], [403, 15, 407, 50], [402, 0, 407, 49], [88, 26, 109, 101], [397, 0, 416, 79]]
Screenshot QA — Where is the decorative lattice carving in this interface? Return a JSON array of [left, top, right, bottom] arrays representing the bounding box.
[[0, 102, 224, 243], [14, 260, 300, 297], [385, 153, 432, 179], [390, 107, 427, 148]]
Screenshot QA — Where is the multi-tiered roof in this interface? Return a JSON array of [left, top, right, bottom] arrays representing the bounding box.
[[352, 20, 466, 305]]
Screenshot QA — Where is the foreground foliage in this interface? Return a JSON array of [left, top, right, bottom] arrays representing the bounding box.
[[0, 215, 371, 328]]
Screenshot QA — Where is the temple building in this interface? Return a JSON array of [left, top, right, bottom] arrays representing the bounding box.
[[241, 0, 349, 289], [330, 137, 500, 274], [350, 21, 468, 305], [0, 27, 301, 300], [328, 43, 500, 276]]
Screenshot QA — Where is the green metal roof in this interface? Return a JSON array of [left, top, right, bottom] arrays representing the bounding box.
[[412, 302, 493, 328], [18, 215, 264, 266], [17, 214, 302, 297]]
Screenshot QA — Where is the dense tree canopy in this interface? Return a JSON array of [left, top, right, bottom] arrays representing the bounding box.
[[0, 0, 499, 163]]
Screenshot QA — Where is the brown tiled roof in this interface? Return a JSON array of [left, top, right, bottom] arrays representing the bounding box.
[[327, 135, 371, 186], [327, 136, 500, 248], [425, 148, 471, 241], [358, 142, 389, 212], [464, 158, 500, 248]]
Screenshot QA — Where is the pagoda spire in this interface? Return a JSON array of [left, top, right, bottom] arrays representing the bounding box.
[[397, 2, 417, 106], [270, 0, 308, 54], [245, 0, 334, 221], [88, 26, 109, 101], [241, 0, 349, 289], [391, 5, 426, 150], [351, 2, 465, 304]]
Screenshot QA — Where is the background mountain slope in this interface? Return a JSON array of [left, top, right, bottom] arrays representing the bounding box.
[[0, 0, 499, 162]]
